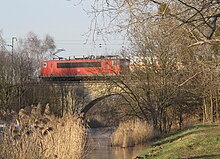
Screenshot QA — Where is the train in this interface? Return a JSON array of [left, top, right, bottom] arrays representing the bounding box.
[[40, 55, 130, 81]]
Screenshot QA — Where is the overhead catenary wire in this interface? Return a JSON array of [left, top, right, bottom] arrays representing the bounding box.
[[55, 42, 123, 46], [4, 38, 126, 46]]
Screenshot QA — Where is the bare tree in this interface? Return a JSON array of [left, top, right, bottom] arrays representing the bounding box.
[[88, 0, 220, 47], [86, 0, 220, 131], [0, 32, 56, 113]]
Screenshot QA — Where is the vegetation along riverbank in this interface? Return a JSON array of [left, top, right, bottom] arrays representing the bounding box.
[[136, 124, 220, 159]]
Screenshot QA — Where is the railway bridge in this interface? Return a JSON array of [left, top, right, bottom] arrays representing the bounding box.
[[45, 80, 123, 115]]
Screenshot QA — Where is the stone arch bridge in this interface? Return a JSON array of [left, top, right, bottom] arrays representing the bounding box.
[[45, 81, 122, 115]]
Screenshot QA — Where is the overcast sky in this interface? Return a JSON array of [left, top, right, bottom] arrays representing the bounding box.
[[0, 0, 124, 57]]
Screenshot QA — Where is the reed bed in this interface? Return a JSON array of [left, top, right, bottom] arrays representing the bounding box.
[[111, 119, 153, 148], [0, 104, 87, 159]]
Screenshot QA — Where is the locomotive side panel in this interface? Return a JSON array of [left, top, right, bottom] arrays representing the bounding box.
[[47, 60, 104, 77], [103, 59, 121, 75], [40, 57, 130, 81]]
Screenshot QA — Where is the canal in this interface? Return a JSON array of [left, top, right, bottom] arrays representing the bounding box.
[[85, 127, 148, 159]]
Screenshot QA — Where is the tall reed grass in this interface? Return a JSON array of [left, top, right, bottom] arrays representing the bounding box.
[[111, 119, 153, 148], [0, 104, 87, 159]]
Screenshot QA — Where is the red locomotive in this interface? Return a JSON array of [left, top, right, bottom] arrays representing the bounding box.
[[40, 55, 129, 81]]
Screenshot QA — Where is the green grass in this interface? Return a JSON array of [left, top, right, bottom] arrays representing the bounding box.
[[139, 124, 220, 159]]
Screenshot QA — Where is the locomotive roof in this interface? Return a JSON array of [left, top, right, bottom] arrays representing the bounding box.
[[47, 55, 128, 61]]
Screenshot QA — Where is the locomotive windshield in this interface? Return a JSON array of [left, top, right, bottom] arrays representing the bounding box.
[[57, 62, 101, 68], [120, 60, 129, 66]]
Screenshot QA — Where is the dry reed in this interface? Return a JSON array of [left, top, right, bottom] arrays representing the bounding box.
[[0, 104, 87, 159], [111, 119, 152, 148]]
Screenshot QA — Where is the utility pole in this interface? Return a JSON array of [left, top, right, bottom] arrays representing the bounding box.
[[6, 37, 17, 110], [11, 37, 17, 64], [7, 37, 17, 64]]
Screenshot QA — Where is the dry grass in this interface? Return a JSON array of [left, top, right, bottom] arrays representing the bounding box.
[[0, 104, 87, 159], [111, 119, 153, 148]]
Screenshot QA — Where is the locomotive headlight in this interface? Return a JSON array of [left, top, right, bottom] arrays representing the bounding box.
[[42, 62, 47, 68]]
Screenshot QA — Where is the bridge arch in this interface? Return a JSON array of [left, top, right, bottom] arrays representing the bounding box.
[[81, 94, 118, 114]]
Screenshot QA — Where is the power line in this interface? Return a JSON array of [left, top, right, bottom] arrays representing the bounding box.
[[4, 37, 128, 47], [55, 42, 124, 46], [55, 39, 124, 41]]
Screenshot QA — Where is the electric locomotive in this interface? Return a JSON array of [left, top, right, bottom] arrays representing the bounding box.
[[40, 55, 129, 81]]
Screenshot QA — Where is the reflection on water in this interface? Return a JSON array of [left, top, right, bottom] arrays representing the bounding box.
[[85, 127, 148, 159]]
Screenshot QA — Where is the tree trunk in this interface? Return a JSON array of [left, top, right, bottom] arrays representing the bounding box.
[[179, 106, 183, 129], [216, 92, 219, 121], [203, 98, 207, 124], [210, 91, 214, 123]]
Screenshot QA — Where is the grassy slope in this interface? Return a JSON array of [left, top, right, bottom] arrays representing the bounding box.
[[139, 125, 220, 159]]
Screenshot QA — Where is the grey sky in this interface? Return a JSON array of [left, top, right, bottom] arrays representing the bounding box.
[[1, 0, 124, 57]]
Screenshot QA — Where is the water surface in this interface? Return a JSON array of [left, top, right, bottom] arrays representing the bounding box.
[[85, 127, 148, 159]]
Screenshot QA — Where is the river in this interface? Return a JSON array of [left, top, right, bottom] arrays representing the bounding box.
[[85, 127, 148, 159]]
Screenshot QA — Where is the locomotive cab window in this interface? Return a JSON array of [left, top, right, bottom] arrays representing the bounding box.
[[112, 60, 118, 66], [120, 60, 129, 66], [105, 61, 108, 69]]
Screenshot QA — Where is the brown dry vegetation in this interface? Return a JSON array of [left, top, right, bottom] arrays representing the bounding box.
[[0, 104, 87, 159], [111, 119, 154, 148]]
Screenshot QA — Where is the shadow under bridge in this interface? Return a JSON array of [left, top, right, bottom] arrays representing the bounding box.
[[80, 93, 119, 114]]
